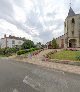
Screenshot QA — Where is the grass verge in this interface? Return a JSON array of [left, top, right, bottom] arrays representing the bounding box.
[[49, 50, 80, 61]]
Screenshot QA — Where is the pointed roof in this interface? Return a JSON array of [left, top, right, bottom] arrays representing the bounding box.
[[68, 7, 75, 17]]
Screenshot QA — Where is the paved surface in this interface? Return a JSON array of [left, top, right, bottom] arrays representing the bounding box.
[[0, 58, 80, 92]]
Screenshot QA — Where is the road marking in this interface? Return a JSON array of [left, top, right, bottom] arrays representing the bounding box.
[[23, 75, 44, 91], [13, 89, 19, 92]]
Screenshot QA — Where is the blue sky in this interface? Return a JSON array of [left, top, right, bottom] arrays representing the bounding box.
[[0, 0, 80, 43]]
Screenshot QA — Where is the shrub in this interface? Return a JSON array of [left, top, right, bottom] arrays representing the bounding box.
[[17, 48, 40, 55], [0, 48, 6, 55], [31, 48, 36, 51], [28, 48, 38, 52], [6, 48, 17, 53], [17, 50, 26, 55]]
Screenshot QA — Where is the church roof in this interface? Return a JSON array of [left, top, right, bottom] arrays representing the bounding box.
[[68, 7, 75, 17]]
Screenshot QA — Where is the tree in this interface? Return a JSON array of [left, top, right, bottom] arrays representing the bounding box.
[[52, 38, 58, 49], [21, 39, 35, 49]]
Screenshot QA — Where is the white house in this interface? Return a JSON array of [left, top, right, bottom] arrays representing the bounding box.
[[0, 34, 24, 48]]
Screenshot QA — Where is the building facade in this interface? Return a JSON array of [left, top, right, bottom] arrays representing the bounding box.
[[46, 41, 53, 49], [56, 7, 80, 48], [0, 34, 24, 48]]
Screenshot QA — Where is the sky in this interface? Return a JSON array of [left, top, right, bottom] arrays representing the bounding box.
[[0, 0, 80, 44]]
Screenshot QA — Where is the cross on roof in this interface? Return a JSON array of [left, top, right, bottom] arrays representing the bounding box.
[[70, 3, 71, 7]]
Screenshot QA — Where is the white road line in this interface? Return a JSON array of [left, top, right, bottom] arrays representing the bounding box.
[[23, 75, 43, 91], [13, 89, 19, 92]]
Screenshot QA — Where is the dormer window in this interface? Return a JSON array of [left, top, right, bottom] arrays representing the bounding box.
[[71, 18, 75, 23]]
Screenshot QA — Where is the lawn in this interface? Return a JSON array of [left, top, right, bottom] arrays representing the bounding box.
[[49, 50, 80, 61]]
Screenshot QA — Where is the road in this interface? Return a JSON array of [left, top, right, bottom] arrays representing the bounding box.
[[0, 58, 80, 92]]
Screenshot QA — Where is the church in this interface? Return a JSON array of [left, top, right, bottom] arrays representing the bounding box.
[[56, 7, 80, 48]]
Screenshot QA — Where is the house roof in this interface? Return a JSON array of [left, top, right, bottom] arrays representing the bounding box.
[[1, 35, 24, 40], [68, 7, 75, 17]]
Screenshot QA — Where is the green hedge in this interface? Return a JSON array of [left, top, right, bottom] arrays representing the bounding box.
[[17, 48, 39, 55]]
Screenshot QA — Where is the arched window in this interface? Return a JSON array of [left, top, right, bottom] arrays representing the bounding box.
[[65, 22, 66, 27], [71, 18, 75, 23]]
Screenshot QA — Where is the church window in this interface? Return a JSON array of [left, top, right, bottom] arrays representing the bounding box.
[[79, 18, 80, 27], [72, 31, 74, 36], [65, 23, 66, 27], [79, 23, 80, 27], [71, 18, 75, 23], [79, 31, 80, 37]]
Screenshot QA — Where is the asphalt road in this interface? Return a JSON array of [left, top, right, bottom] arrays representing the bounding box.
[[0, 58, 80, 92]]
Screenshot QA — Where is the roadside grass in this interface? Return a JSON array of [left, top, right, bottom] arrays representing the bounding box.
[[49, 50, 80, 61], [0, 55, 8, 58]]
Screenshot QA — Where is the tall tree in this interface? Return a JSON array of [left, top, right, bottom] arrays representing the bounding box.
[[21, 39, 35, 49], [52, 38, 58, 49]]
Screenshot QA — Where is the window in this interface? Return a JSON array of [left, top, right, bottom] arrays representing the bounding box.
[[79, 19, 80, 27], [79, 23, 80, 27], [65, 23, 66, 27], [71, 18, 75, 24], [12, 40, 15, 44], [72, 31, 74, 36], [79, 31, 80, 37]]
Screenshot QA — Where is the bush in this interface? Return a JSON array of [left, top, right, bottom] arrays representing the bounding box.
[[0, 48, 6, 55], [17, 48, 40, 55], [6, 48, 17, 53], [17, 50, 26, 55], [27, 48, 38, 52]]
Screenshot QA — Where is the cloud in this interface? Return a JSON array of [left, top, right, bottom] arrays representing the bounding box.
[[0, 0, 13, 16], [0, 19, 32, 39], [0, 0, 80, 44]]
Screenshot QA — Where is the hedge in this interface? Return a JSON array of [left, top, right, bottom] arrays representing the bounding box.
[[17, 48, 39, 55]]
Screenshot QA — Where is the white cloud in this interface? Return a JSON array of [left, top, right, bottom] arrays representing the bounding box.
[[0, 0, 80, 43], [0, 19, 32, 40], [13, 5, 26, 23], [24, 0, 34, 13]]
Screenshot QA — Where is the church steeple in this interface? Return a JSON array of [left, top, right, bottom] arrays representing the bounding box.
[[68, 7, 75, 17]]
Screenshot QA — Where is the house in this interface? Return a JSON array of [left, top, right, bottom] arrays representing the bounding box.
[[56, 6, 80, 48], [46, 41, 53, 49], [36, 42, 42, 49], [0, 34, 24, 48]]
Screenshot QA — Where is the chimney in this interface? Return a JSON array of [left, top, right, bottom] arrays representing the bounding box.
[[4, 34, 6, 38]]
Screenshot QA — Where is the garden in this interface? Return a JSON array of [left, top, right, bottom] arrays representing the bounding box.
[[0, 47, 18, 57], [44, 49, 80, 66]]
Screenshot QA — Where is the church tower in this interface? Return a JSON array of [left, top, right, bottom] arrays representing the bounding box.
[[64, 6, 80, 48], [56, 6, 80, 48]]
